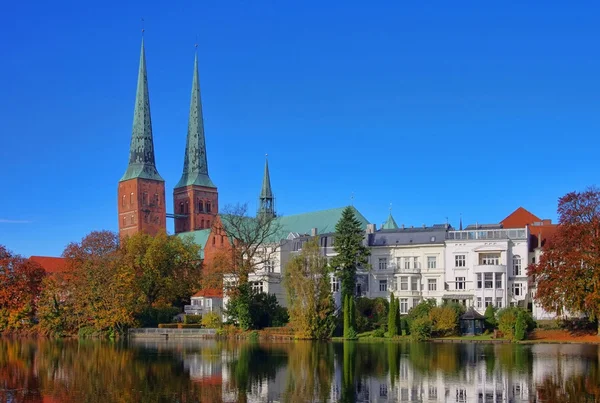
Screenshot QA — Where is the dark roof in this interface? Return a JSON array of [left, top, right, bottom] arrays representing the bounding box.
[[369, 227, 448, 246], [460, 308, 486, 320]]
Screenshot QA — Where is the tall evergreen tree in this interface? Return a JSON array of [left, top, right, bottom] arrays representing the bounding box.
[[395, 298, 402, 335], [388, 294, 397, 337], [343, 295, 350, 338], [332, 207, 371, 302]]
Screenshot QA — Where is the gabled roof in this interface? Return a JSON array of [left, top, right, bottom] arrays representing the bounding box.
[[276, 206, 369, 236], [29, 256, 67, 274], [501, 207, 541, 228], [177, 229, 211, 258]]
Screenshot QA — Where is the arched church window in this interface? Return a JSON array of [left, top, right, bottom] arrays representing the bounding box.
[[206, 201, 212, 213], [198, 199, 204, 212], [179, 202, 184, 214]]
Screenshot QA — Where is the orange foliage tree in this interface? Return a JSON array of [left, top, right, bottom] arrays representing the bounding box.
[[0, 245, 46, 330], [529, 187, 600, 334]]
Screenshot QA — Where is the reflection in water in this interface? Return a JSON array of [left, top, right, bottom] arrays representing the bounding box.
[[0, 338, 598, 402]]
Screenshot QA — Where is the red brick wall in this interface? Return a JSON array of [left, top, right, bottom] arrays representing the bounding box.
[[173, 185, 219, 234], [117, 178, 166, 238]]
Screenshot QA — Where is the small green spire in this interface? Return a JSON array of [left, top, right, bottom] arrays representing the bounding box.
[[258, 155, 275, 217], [382, 204, 398, 230], [120, 38, 164, 182], [175, 51, 216, 189]]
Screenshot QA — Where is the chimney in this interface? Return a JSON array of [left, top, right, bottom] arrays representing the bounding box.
[[366, 223, 376, 234], [311, 228, 318, 237]]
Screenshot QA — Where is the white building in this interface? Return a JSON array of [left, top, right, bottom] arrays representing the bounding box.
[[444, 225, 530, 313]]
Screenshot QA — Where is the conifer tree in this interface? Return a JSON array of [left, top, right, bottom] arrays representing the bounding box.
[[395, 298, 402, 335], [343, 295, 350, 338], [388, 294, 397, 337], [332, 207, 371, 303]]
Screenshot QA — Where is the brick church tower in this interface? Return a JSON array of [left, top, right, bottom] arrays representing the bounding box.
[[118, 38, 166, 238], [173, 51, 218, 233]]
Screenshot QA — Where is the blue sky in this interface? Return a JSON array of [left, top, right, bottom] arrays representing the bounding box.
[[1, 1, 599, 257]]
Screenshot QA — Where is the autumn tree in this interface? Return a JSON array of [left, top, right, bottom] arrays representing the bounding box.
[[331, 207, 370, 302], [63, 230, 137, 334], [119, 231, 202, 308], [529, 187, 600, 334], [0, 246, 46, 330], [213, 203, 284, 286], [284, 238, 336, 339]]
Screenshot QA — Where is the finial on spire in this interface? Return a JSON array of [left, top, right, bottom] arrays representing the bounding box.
[[195, 34, 198, 50], [141, 17, 145, 36], [389, 202, 392, 213]]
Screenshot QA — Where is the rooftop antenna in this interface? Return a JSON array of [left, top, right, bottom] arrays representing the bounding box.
[[459, 213, 463, 230]]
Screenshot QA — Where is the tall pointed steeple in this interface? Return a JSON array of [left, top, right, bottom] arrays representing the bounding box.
[[120, 38, 164, 182], [258, 155, 275, 218], [175, 52, 215, 188]]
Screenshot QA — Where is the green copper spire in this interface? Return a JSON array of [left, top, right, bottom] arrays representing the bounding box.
[[175, 52, 216, 189], [382, 204, 398, 230], [120, 38, 164, 182], [258, 155, 275, 217]]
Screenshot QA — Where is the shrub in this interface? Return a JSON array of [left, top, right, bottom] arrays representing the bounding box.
[[356, 297, 389, 332], [201, 311, 222, 329], [178, 324, 203, 329], [184, 314, 202, 324], [498, 307, 535, 341], [158, 323, 178, 328], [514, 311, 526, 341], [410, 316, 432, 341], [429, 306, 458, 337], [400, 317, 410, 335], [373, 328, 385, 338]]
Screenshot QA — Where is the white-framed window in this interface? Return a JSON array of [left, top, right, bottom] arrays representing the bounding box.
[[331, 277, 340, 293], [404, 258, 411, 270], [379, 279, 388, 292], [427, 256, 437, 269], [413, 298, 420, 308], [485, 297, 493, 307], [477, 297, 482, 308], [378, 258, 387, 270], [455, 254, 466, 267], [400, 298, 409, 313], [411, 277, 418, 291], [252, 281, 263, 293], [513, 255, 522, 276], [265, 260, 275, 273], [480, 253, 500, 265], [477, 273, 482, 289], [495, 273, 503, 289], [512, 282, 524, 296], [413, 257, 420, 269], [400, 277, 408, 291], [428, 279, 437, 291], [484, 273, 493, 289], [456, 277, 465, 290], [496, 297, 503, 308]]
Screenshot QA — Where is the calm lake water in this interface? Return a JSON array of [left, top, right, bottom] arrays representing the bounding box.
[[1, 338, 599, 402]]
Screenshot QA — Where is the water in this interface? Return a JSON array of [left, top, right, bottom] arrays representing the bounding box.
[[0, 338, 598, 402]]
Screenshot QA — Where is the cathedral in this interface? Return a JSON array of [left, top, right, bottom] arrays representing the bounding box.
[[117, 38, 226, 238]]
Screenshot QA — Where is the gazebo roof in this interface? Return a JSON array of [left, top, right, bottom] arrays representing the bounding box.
[[460, 307, 486, 320]]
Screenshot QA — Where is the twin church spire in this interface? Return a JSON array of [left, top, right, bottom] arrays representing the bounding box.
[[120, 37, 272, 235]]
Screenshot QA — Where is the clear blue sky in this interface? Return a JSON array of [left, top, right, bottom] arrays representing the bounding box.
[[1, 1, 599, 257]]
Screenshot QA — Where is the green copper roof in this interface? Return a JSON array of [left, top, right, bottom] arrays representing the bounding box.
[[175, 53, 216, 189], [176, 228, 211, 258], [382, 212, 399, 230], [120, 38, 164, 182], [260, 157, 273, 199]]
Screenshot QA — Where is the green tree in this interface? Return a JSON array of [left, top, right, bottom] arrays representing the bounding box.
[[343, 295, 357, 340], [284, 238, 336, 339], [387, 294, 397, 337], [226, 283, 288, 330], [514, 311, 526, 341], [410, 316, 432, 341], [484, 304, 497, 330], [331, 207, 370, 302], [429, 306, 459, 337]]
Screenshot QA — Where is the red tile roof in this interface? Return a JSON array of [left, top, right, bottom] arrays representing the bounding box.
[[501, 207, 541, 228], [29, 256, 67, 275], [500, 207, 557, 250], [192, 288, 223, 298]]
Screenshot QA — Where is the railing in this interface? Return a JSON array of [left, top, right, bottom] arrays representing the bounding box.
[[128, 328, 217, 338], [446, 229, 527, 241], [184, 305, 214, 314]]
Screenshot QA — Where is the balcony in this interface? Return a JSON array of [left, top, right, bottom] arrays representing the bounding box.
[[473, 264, 506, 273], [184, 305, 215, 315], [447, 229, 527, 241], [388, 263, 421, 274]]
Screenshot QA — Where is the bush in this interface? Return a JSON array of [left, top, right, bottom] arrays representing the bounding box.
[[410, 316, 432, 341], [136, 306, 180, 327], [400, 317, 410, 335], [497, 307, 535, 341], [184, 314, 202, 324], [356, 297, 389, 333], [158, 323, 178, 328], [226, 284, 288, 330], [429, 306, 458, 337], [178, 324, 203, 329], [514, 311, 526, 341], [201, 311, 222, 329], [373, 328, 385, 338]]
